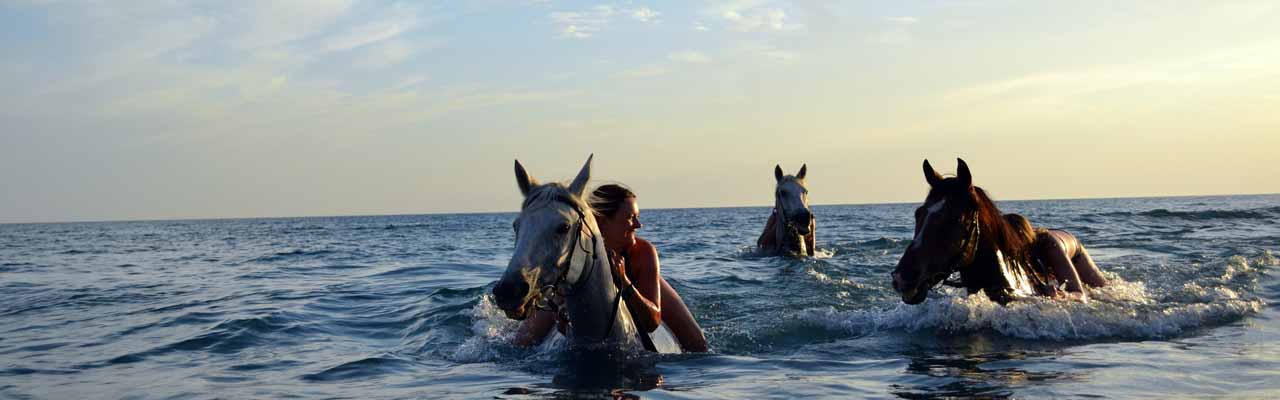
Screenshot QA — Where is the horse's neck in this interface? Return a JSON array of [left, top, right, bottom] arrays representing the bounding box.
[[959, 237, 1041, 302], [562, 235, 639, 346], [772, 205, 804, 255]]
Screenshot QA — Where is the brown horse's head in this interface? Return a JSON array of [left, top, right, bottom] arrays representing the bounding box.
[[891, 158, 980, 304]]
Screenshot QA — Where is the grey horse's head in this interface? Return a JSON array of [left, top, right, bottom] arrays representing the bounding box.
[[773, 164, 812, 235], [492, 155, 597, 320]]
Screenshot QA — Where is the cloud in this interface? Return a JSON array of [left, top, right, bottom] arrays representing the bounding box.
[[709, 1, 803, 32], [355, 40, 420, 69], [616, 65, 670, 78], [631, 7, 660, 22], [866, 16, 918, 44], [668, 51, 711, 64], [225, 0, 356, 50], [322, 5, 423, 53], [548, 4, 660, 38]]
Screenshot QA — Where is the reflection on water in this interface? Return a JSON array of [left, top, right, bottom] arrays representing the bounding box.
[[889, 334, 1088, 399]]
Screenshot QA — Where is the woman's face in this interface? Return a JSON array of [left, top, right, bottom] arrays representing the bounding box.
[[599, 197, 641, 250]]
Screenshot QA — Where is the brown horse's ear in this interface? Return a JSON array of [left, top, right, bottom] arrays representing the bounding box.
[[956, 158, 972, 187], [797, 164, 807, 180], [923, 159, 942, 187], [515, 159, 540, 196], [774, 164, 784, 183], [568, 154, 593, 197]]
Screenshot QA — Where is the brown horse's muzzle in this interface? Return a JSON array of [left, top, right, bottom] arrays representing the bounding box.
[[892, 254, 934, 305]]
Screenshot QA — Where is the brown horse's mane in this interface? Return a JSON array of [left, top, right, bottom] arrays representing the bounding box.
[[968, 186, 1033, 263]]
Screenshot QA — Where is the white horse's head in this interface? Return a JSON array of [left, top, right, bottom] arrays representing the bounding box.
[[492, 155, 598, 320], [773, 164, 812, 235]]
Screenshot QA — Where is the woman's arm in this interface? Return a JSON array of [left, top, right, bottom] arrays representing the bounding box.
[[614, 239, 662, 332], [511, 308, 557, 346]]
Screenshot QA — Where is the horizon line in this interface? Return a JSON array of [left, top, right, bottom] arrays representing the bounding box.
[[2, 191, 1276, 226]]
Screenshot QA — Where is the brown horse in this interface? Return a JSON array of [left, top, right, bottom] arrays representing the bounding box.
[[757, 164, 816, 257], [891, 158, 1055, 305]]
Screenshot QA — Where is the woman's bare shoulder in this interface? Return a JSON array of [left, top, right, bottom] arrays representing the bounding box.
[[630, 238, 660, 267]]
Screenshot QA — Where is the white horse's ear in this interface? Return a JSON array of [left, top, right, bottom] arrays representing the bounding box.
[[923, 159, 942, 187], [797, 164, 807, 180], [568, 154, 593, 197], [956, 158, 972, 187], [515, 159, 539, 196], [774, 164, 784, 183]]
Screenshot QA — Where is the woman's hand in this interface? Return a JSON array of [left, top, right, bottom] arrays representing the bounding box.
[[608, 249, 631, 289]]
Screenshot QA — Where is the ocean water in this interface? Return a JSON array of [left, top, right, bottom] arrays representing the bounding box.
[[1, 194, 1277, 399]]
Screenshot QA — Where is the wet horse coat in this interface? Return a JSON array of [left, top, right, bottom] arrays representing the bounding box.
[[892, 159, 1055, 305]]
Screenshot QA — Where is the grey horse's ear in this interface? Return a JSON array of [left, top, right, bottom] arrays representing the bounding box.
[[797, 164, 807, 180], [956, 158, 972, 187], [774, 164, 784, 183], [923, 159, 942, 187], [568, 154, 593, 197], [515, 159, 539, 196]]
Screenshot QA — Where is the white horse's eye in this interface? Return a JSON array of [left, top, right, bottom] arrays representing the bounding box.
[[557, 223, 571, 234]]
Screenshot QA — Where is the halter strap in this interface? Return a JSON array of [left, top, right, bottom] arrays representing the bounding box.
[[940, 211, 981, 288]]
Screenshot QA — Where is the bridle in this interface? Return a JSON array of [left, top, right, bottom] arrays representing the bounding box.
[[774, 185, 808, 238], [526, 197, 629, 340], [934, 210, 981, 289]]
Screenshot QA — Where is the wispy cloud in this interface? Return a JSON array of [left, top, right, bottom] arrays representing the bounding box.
[[708, 1, 803, 32], [866, 15, 918, 44], [549, 4, 661, 38], [616, 65, 670, 78], [323, 4, 423, 53], [630, 7, 660, 23], [668, 51, 711, 64], [226, 0, 356, 50]]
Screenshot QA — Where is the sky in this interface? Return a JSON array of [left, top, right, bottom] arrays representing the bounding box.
[[2, 1, 1278, 223]]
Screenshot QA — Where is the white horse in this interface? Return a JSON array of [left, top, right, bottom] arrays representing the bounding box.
[[492, 155, 675, 353], [757, 164, 816, 257]]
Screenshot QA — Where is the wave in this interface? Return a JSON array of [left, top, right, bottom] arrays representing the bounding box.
[[1139, 209, 1271, 221], [795, 254, 1272, 341], [1096, 206, 1277, 221]]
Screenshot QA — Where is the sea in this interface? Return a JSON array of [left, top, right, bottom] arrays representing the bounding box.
[[1, 194, 1277, 399]]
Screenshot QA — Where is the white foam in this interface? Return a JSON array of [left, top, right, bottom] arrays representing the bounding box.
[[797, 271, 1264, 340], [451, 294, 565, 363]]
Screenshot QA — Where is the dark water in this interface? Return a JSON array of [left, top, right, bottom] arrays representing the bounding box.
[[1, 194, 1277, 398]]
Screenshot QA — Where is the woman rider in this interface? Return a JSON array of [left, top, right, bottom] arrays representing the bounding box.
[[1007, 214, 1108, 302], [512, 184, 710, 352]]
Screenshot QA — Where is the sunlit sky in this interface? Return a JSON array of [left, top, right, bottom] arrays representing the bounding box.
[[2, 1, 1278, 223]]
